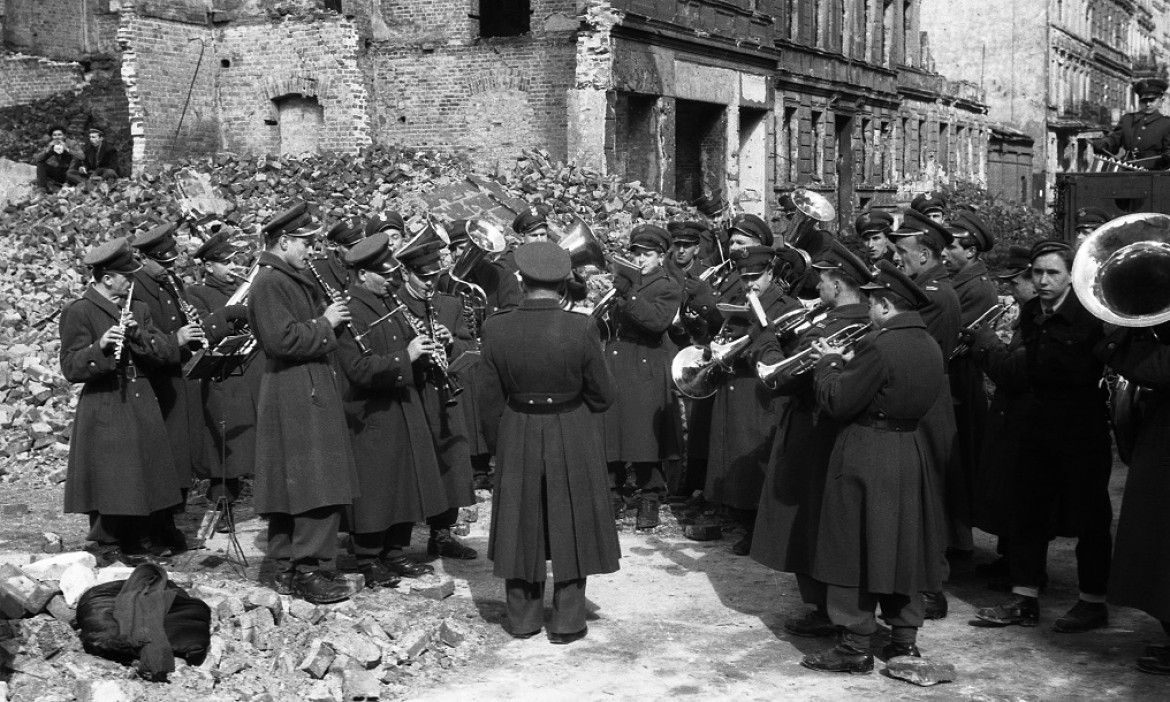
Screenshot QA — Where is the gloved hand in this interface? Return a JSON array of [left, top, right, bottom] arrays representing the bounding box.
[[612, 273, 634, 297], [566, 270, 588, 302]]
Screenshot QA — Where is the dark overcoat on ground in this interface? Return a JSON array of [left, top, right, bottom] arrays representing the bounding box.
[[132, 264, 206, 486], [246, 251, 359, 516], [336, 285, 449, 533], [187, 278, 262, 482], [60, 287, 183, 516], [396, 289, 477, 510], [479, 298, 620, 582], [752, 302, 870, 574], [601, 267, 684, 463], [811, 312, 945, 595], [1096, 327, 1170, 621], [704, 284, 799, 511]]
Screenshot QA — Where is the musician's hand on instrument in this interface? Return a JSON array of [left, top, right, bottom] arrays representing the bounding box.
[[224, 304, 248, 321], [810, 338, 846, 362], [407, 335, 435, 362], [177, 323, 204, 346], [100, 325, 124, 351], [324, 301, 351, 328], [432, 324, 454, 346], [611, 274, 633, 297], [123, 319, 140, 340]]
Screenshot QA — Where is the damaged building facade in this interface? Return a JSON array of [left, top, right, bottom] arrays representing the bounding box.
[[3, 0, 1003, 226]]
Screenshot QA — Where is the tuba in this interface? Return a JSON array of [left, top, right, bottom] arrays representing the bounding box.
[[449, 220, 507, 306], [1072, 212, 1170, 464], [558, 217, 607, 270], [784, 189, 836, 241]]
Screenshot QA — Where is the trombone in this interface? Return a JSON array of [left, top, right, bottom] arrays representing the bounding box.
[[756, 323, 871, 385]]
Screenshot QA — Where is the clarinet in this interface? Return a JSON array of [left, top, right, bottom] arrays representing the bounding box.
[[392, 294, 462, 405], [307, 263, 371, 356], [164, 271, 206, 349], [113, 281, 135, 363]]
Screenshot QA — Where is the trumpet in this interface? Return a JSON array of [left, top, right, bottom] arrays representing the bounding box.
[[113, 282, 135, 363], [949, 303, 1010, 360], [756, 322, 871, 384], [771, 301, 831, 338], [307, 263, 371, 356], [590, 253, 642, 321]]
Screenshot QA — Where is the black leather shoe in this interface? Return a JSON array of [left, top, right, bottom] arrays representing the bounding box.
[[118, 550, 172, 567], [730, 531, 753, 556], [1145, 643, 1170, 657], [801, 645, 874, 674], [975, 594, 1040, 627], [474, 474, 493, 492], [292, 571, 352, 605], [784, 610, 838, 638], [358, 561, 402, 588], [381, 554, 435, 578], [1138, 648, 1170, 675], [923, 591, 948, 620], [157, 527, 189, 555], [1053, 600, 1108, 633], [427, 529, 478, 559], [547, 626, 588, 645], [635, 497, 660, 530], [511, 628, 541, 640], [882, 642, 921, 660], [272, 572, 294, 596]]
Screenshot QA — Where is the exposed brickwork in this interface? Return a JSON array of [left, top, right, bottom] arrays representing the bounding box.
[[0, 54, 84, 109], [3, 0, 119, 61]]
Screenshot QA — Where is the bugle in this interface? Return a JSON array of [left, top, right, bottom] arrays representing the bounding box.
[[756, 322, 870, 385]]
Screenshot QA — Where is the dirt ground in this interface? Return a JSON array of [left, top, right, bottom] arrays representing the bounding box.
[[2, 460, 1168, 701]]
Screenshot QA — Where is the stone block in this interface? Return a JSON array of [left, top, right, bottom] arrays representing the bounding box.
[[216, 595, 247, 621], [40, 532, 63, 553], [323, 627, 381, 669], [74, 679, 129, 702], [46, 594, 76, 627], [408, 575, 455, 601], [0, 564, 58, 615], [885, 656, 957, 686], [396, 627, 431, 660], [0, 553, 31, 568], [94, 566, 135, 584], [246, 588, 284, 623], [299, 639, 336, 679], [0, 504, 28, 516], [342, 669, 381, 701], [288, 597, 324, 623], [23, 551, 96, 581], [356, 615, 390, 642], [59, 563, 96, 606], [438, 618, 470, 648]]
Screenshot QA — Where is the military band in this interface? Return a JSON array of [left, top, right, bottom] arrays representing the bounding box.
[[56, 190, 1169, 674]]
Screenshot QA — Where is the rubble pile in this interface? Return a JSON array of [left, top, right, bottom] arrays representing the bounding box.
[[0, 145, 701, 482], [1, 551, 484, 701]]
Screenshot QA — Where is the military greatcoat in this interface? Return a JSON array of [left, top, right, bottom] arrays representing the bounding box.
[[1092, 110, 1170, 168], [60, 287, 183, 516], [1096, 327, 1170, 621], [601, 267, 684, 463], [336, 285, 448, 533], [811, 312, 945, 595], [704, 284, 799, 511], [479, 298, 620, 582], [132, 262, 206, 485], [752, 302, 871, 575], [246, 251, 359, 516]]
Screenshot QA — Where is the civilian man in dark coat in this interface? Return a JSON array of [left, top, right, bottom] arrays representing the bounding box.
[[392, 227, 479, 560], [888, 209, 962, 618], [67, 126, 120, 183], [602, 224, 684, 529], [60, 238, 182, 565], [753, 242, 873, 638], [336, 233, 450, 587], [186, 232, 259, 530], [130, 223, 207, 552], [801, 260, 944, 673], [248, 201, 360, 604], [1095, 324, 1170, 673], [1091, 77, 1170, 169], [34, 125, 81, 192], [972, 241, 1112, 633], [479, 241, 619, 643], [941, 210, 999, 558]]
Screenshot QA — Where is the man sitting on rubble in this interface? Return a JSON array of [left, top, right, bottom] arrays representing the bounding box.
[[34, 125, 83, 192], [67, 127, 121, 185]]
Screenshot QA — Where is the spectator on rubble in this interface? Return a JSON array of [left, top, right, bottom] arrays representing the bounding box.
[[34, 125, 82, 192], [67, 127, 121, 185]]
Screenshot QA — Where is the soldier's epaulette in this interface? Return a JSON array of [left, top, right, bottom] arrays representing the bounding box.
[[925, 285, 939, 291]]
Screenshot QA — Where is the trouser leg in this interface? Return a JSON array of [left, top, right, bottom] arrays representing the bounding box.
[[505, 578, 545, 635], [550, 578, 587, 634], [878, 593, 924, 645], [471, 453, 492, 480], [383, 522, 415, 554], [290, 506, 343, 574], [266, 513, 293, 575], [1008, 466, 1052, 591], [351, 529, 387, 568], [427, 507, 459, 531], [632, 461, 665, 499], [88, 513, 147, 551], [796, 573, 827, 609], [1075, 527, 1113, 597], [826, 584, 878, 650]]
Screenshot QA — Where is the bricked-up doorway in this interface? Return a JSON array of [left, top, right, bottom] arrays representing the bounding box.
[[614, 93, 661, 191], [274, 95, 324, 155], [675, 100, 726, 204], [738, 107, 768, 216]]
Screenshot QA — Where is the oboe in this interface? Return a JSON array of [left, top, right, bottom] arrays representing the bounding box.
[[307, 263, 371, 355], [113, 281, 135, 363]]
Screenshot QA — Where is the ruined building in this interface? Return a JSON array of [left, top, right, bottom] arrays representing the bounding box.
[[2, 1, 1010, 227]]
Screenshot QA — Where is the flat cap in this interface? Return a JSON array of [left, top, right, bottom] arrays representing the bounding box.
[[890, 208, 954, 250], [629, 224, 671, 253], [1134, 77, 1168, 97], [862, 259, 930, 309], [667, 221, 707, 245], [1030, 239, 1073, 262], [995, 245, 1033, 280], [911, 192, 946, 215], [261, 201, 315, 238], [731, 245, 776, 277], [344, 232, 400, 274], [366, 211, 405, 238], [88, 126, 105, 136], [515, 241, 571, 283], [949, 211, 994, 251], [395, 227, 446, 274], [131, 222, 179, 262], [728, 213, 774, 248], [1075, 207, 1111, 228], [813, 241, 873, 287], [512, 208, 549, 236], [192, 231, 238, 263], [855, 210, 895, 236], [83, 237, 141, 274]]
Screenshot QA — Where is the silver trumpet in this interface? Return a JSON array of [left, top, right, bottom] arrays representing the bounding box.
[[771, 301, 831, 338], [949, 303, 1009, 361], [756, 322, 871, 385]]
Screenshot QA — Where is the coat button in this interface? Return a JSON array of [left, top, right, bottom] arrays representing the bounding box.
[[546, 398, 553, 403], [528, 399, 535, 404]]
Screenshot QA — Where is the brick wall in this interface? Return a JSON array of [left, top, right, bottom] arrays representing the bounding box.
[[0, 54, 84, 108], [3, 0, 120, 61], [218, 16, 371, 155], [118, 8, 218, 167]]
